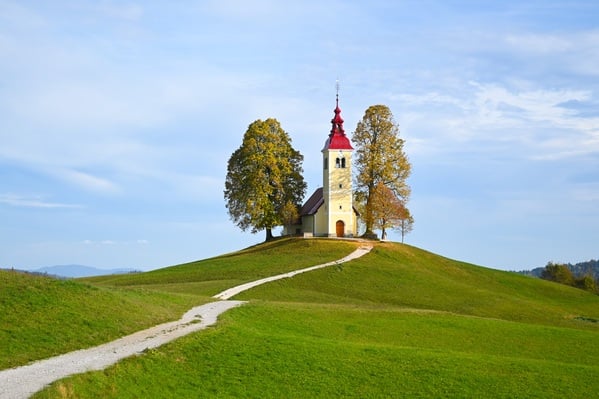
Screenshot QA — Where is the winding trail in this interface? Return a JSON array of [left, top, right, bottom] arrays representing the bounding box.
[[214, 244, 372, 300], [0, 243, 372, 399]]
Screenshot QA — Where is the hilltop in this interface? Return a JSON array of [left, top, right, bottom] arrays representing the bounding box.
[[2, 238, 598, 398], [30, 265, 138, 278]]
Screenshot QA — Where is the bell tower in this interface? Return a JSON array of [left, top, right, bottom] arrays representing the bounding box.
[[321, 88, 356, 237]]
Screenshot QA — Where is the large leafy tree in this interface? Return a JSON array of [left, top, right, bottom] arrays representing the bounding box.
[[224, 118, 306, 241], [352, 105, 411, 237]]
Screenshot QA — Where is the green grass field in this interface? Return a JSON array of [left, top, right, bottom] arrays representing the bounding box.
[[0, 238, 356, 369], [35, 303, 599, 398], [0, 270, 201, 370], [83, 238, 358, 297], [4, 238, 599, 397]]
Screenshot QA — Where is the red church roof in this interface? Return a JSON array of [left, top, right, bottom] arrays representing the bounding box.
[[323, 95, 353, 150]]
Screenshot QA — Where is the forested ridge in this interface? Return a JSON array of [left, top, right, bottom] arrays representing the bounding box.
[[523, 259, 599, 280]]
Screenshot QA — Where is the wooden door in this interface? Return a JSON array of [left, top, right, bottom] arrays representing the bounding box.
[[336, 220, 345, 237]]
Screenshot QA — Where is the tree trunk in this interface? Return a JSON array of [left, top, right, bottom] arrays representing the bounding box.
[[365, 185, 375, 234], [265, 228, 274, 241]]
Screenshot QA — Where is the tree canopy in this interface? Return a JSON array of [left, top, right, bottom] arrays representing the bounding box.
[[541, 262, 597, 293], [352, 105, 411, 237], [224, 118, 306, 241], [371, 182, 413, 242]]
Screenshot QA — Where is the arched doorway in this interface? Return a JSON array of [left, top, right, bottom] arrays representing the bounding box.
[[336, 220, 345, 237]]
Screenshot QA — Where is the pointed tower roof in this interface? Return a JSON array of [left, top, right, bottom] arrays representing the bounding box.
[[323, 90, 353, 150]]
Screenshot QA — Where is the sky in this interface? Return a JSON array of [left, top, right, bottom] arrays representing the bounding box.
[[1, 1, 598, 272]]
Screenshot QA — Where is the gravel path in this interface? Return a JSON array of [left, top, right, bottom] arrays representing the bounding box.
[[0, 301, 245, 399], [0, 243, 372, 398], [214, 244, 372, 300]]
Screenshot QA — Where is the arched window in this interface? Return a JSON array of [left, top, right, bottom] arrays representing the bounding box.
[[341, 157, 346, 168], [335, 157, 341, 168]]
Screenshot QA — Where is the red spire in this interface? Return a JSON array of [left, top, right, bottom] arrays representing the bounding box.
[[325, 89, 353, 150]]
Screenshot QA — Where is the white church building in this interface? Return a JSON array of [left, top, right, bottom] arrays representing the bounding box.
[[284, 95, 359, 237]]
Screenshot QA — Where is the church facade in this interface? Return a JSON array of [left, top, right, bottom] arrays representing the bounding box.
[[284, 95, 359, 237]]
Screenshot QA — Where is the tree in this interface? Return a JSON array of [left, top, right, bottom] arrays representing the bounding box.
[[397, 208, 414, 244], [541, 262, 575, 286], [224, 118, 306, 241], [280, 200, 300, 232], [574, 274, 597, 293], [352, 105, 411, 237], [370, 182, 413, 242]]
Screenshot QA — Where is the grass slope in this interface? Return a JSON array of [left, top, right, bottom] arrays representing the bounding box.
[[1, 238, 356, 370], [83, 238, 358, 297], [0, 270, 198, 369], [14, 239, 599, 397], [37, 303, 599, 398], [237, 242, 599, 329]]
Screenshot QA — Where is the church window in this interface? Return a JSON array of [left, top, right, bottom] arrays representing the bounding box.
[[335, 157, 341, 168], [339, 184, 343, 189], [324, 157, 328, 169], [339, 205, 343, 209], [341, 157, 346, 168]]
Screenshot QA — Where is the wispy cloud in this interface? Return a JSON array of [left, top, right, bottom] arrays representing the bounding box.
[[83, 239, 149, 245], [504, 29, 599, 76], [54, 169, 120, 194], [394, 81, 599, 160], [0, 193, 82, 209]]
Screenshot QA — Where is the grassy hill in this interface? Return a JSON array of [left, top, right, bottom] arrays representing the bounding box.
[[0, 239, 356, 370], [0, 269, 201, 369], [4, 238, 598, 398]]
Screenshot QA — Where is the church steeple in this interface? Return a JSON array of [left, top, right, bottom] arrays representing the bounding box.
[[320, 83, 356, 237], [324, 88, 353, 150], [282, 84, 358, 238]]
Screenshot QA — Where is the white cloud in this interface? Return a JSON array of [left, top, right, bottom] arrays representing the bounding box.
[[55, 169, 120, 194], [0, 193, 82, 209], [504, 29, 599, 76], [393, 81, 599, 160], [505, 33, 573, 54]]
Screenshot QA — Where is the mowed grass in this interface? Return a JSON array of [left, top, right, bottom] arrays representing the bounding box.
[[237, 242, 599, 329], [0, 270, 200, 369], [83, 238, 358, 297], [1, 238, 356, 370], [34, 240, 599, 398], [36, 303, 599, 398]]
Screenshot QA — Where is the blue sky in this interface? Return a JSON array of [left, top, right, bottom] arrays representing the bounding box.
[[1, 1, 598, 271]]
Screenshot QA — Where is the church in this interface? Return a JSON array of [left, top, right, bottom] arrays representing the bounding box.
[[284, 94, 359, 237]]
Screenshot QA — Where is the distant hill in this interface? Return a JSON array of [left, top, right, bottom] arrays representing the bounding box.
[[29, 264, 138, 278], [521, 259, 599, 280]]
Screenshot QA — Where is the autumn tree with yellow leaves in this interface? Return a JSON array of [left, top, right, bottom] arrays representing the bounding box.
[[352, 105, 411, 238], [371, 182, 414, 242]]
